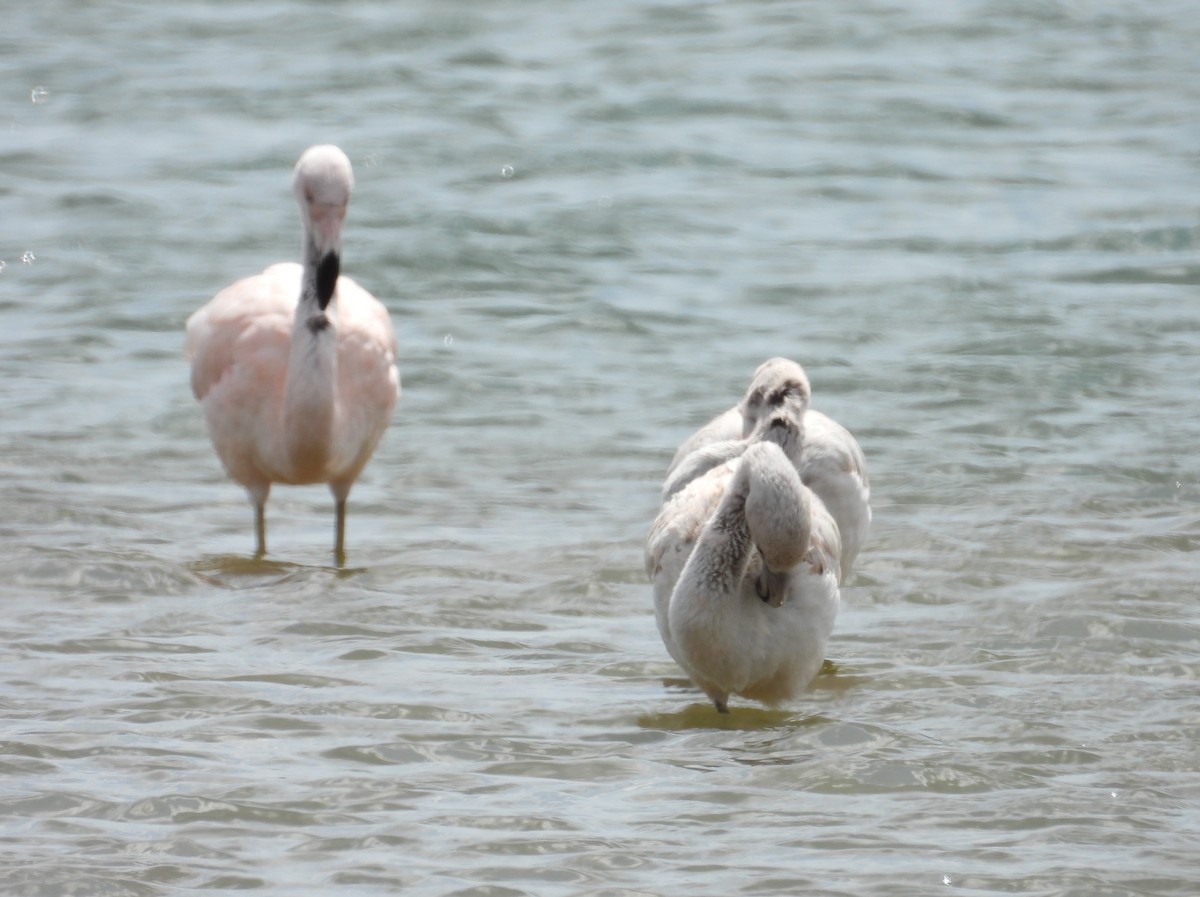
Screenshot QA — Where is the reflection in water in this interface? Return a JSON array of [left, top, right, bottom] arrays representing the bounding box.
[[187, 554, 358, 589], [638, 702, 829, 733]]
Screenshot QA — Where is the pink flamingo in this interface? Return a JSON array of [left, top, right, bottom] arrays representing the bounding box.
[[185, 145, 399, 559]]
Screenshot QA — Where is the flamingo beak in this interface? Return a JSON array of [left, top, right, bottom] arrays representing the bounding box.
[[755, 567, 792, 608], [310, 203, 346, 256], [309, 203, 346, 309], [315, 252, 340, 309]]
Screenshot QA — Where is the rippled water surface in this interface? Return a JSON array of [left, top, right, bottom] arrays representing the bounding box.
[[3, 2, 1199, 894]]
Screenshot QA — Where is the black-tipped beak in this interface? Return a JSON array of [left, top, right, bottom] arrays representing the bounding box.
[[316, 251, 340, 310], [755, 567, 793, 608]]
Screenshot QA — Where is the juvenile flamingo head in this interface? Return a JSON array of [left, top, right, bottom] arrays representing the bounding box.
[[737, 357, 812, 439], [293, 145, 355, 308]]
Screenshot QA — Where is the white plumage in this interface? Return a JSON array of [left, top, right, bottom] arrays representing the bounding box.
[[647, 394, 844, 713]]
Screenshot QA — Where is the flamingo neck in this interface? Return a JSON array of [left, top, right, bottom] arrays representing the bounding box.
[[281, 238, 339, 481], [678, 468, 756, 608], [676, 446, 811, 613], [666, 466, 759, 693]]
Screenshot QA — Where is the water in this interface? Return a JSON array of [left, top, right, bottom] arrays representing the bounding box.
[[2, 1, 1198, 894]]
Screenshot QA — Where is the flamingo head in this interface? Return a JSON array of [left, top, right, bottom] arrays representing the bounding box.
[[737, 357, 812, 439], [294, 145, 354, 308]]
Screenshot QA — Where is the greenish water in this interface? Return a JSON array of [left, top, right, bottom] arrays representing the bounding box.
[[2, 2, 1198, 895]]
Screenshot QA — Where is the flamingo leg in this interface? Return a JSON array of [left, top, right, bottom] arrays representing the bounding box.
[[334, 497, 347, 564], [254, 500, 267, 557], [246, 484, 270, 557]]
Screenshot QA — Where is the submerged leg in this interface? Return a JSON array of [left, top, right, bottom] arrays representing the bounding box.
[[334, 497, 346, 564], [254, 503, 266, 556], [695, 677, 730, 714], [707, 687, 730, 713], [331, 481, 352, 566], [248, 484, 269, 557]]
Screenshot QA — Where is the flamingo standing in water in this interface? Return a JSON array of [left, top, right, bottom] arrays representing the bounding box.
[[646, 407, 842, 713], [663, 358, 870, 582], [185, 145, 399, 559]]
